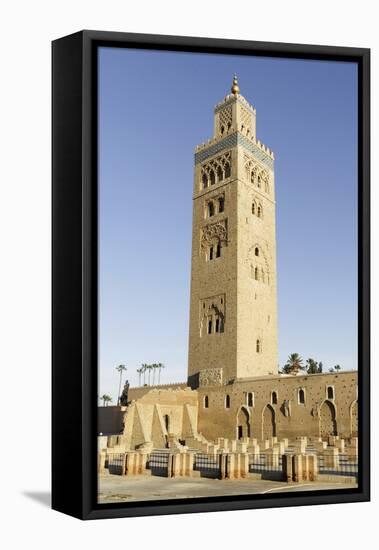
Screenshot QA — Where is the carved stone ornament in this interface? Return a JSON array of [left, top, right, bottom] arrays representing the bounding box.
[[201, 221, 227, 249], [199, 368, 223, 387]]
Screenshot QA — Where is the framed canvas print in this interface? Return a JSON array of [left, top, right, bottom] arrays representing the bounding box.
[[52, 30, 370, 520]]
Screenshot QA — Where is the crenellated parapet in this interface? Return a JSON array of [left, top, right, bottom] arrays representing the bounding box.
[[195, 131, 274, 170]]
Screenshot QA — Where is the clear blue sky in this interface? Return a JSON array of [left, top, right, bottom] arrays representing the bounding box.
[[98, 47, 358, 401]]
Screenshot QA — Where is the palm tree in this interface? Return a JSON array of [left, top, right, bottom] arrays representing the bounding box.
[[141, 363, 148, 385], [283, 353, 304, 374], [136, 367, 143, 387], [101, 394, 112, 407], [116, 364, 127, 405], [147, 364, 153, 386], [157, 363, 165, 384], [151, 363, 156, 385]]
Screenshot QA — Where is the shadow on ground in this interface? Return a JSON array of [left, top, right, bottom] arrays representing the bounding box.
[[22, 491, 51, 508]]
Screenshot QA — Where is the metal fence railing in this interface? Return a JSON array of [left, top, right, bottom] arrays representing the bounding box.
[[107, 453, 125, 475], [194, 453, 221, 478], [249, 453, 283, 474], [147, 450, 171, 477], [318, 454, 358, 478]]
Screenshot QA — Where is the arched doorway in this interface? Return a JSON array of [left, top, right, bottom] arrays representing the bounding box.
[[237, 407, 251, 439], [262, 404, 276, 440], [319, 400, 337, 438], [351, 401, 358, 437]]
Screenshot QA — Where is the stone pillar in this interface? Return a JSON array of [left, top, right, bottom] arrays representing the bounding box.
[[328, 435, 339, 446], [137, 452, 147, 474], [218, 438, 229, 451], [336, 438, 345, 453], [237, 442, 248, 453], [315, 440, 327, 452], [283, 454, 294, 482], [301, 454, 310, 481], [347, 437, 358, 459], [295, 440, 307, 454], [266, 447, 279, 468], [230, 440, 237, 452], [226, 453, 235, 479], [293, 454, 304, 482], [98, 451, 106, 474], [274, 442, 285, 455], [219, 452, 227, 480], [307, 454, 318, 481], [250, 443, 260, 460], [323, 448, 339, 470]]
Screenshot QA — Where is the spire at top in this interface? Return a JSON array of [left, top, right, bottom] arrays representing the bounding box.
[[231, 74, 240, 95]]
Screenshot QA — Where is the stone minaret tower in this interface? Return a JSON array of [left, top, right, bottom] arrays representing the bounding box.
[[187, 76, 278, 388]]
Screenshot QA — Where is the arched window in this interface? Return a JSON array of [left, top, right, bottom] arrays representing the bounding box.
[[225, 394, 231, 408], [208, 201, 214, 217], [247, 392, 254, 407], [255, 247, 259, 257], [215, 317, 220, 333], [298, 388, 305, 404], [271, 391, 278, 405], [202, 173, 208, 189], [257, 175, 261, 188], [209, 170, 216, 186], [218, 197, 224, 213], [207, 318, 212, 334], [254, 267, 259, 281], [220, 125, 225, 135], [256, 339, 261, 353], [327, 386, 334, 400], [252, 202, 256, 215], [204, 395, 209, 408], [257, 205, 262, 218], [216, 243, 221, 258], [209, 246, 214, 261], [217, 165, 223, 182], [224, 163, 231, 179]]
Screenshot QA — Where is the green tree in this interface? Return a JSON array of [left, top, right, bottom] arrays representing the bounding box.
[[329, 364, 341, 373], [282, 353, 304, 374], [116, 364, 127, 405], [306, 358, 323, 374], [100, 394, 112, 407]]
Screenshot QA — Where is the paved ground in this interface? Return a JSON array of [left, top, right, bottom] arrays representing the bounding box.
[[98, 474, 357, 503]]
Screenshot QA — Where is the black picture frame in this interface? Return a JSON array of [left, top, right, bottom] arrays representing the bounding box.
[[52, 30, 370, 520]]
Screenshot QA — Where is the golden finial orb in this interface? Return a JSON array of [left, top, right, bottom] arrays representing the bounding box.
[[231, 74, 240, 95]]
